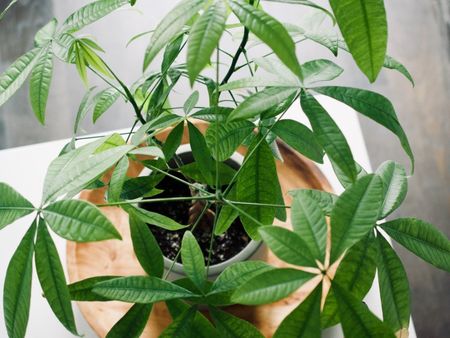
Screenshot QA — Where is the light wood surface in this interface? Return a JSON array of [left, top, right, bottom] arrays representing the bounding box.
[[66, 122, 333, 337]]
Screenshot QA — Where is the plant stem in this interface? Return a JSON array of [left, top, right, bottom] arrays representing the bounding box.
[[225, 199, 290, 209], [223, 199, 266, 228], [97, 195, 214, 207]]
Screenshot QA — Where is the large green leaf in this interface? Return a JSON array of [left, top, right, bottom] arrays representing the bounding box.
[[289, 189, 337, 216], [143, 0, 205, 70], [330, 174, 383, 262], [291, 191, 327, 260], [3, 222, 36, 338], [312, 86, 414, 171], [0, 48, 40, 106], [210, 307, 264, 338], [108, 156, 129, 203], [229, 0, 302, 78], [329, 0, 387, 82], [187, 0, 228, 84], [35, 220, 78, 335], [381, 218, 450, 272], [273, 287, 321, 338], [160, 306, 197, 338], [0, 183, 34, 230], [34, 18, 57, 47], [228, 87, 298, 122], [236, 138, 278, 239], [106, 303, 152, 338], [376, 234, 410, 334], [181, 231, 207, 292], [205, 120, 254, 161], [258, 226, 315, 267], [232, 268, 313, 305], [300, 90, 356, 183], [129, 211, 164, 278], [43, 144, 133, 203], [125, 205, 187, 231], [188, 121, 215, 185], [29, 46, 53, 124], [43, 199, 121, 242], [92, 276, 195, 303], [376, 161, 408, 219], [92, 87, 120, 123], [302, 59, 343, 86], [68, 276, 118, 301], [272, 119, 323, 163], [62, 0, 129, 32], [333, 284, 395, 338]]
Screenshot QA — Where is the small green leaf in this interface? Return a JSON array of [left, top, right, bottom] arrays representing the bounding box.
[[129, 211, 164, 278], [68, 276, 118, 301], [210, 307, 264, 338], [120, 176, 161, 200], [35, 219, 78, 335], [288, 189, 337, 216], [125, 205, 188, 231], [333, 283, 395, 338], [178, 162, 236, 186], [312, 86, 414, 172], [273, 287, 321, 338], [232, 268, 313, 305], [74, 86, 97, 133], [129, 146, 165, 159], [3, 221, 36, 338], [181, 231, 207, 291], [376, 161, 408, 219], [163, 122, 184, 160], [191, 106, 233, 122], [302, 59, 343, 86], [106, 303, 152, 338], [34, 18, 57, 47], [300, 90, 357, 183], [258, 226, 315, 267], [334, 161, 367, 189], [272, 119, 324, 163], [108, 156, 129, 203], [92, 87, 120, 123], [43, 199, 122, 242], [92, 276, 195, 303], [0, 183, 34, 231], [381, 218, 450, 272], [188, 121, 215, 184], [383, 55, 414, 86], [229, 0, 302, 78], [329, 0, 387, 82], [263, 0, 334, 21], [161, 34, 184, 73], [214, 186, 239, 235], [330, 174, 383, 262], [183, 91, 199, 114], [376, 233, 411, 334]]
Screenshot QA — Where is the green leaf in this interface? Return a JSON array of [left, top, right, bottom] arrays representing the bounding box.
[[273, 287, 321, 338], [161, 34, 184, 73], [258, 226, 315, 266], [262, 0, 334, 21], [333, 283, 395, 338], [129, 211, 164, 278], [229, 0, 302, 78], [62, 0, 129, 32], [43, 199, 122, 242], [210, 307, 264, 338], [191, 106, 233, 122], [106, 303, 152, 338], [236, 138, 278, 239], [381, 218, 450, 272], [0, 183, 34, 230], [181, 231, 207, 291], [92, 276, 195, 303], [291, 191, 327, 260], [376, 233, 410, 334], [163, 122, 184, 160], [34, 18, 57, 46], [178, 162, 236, 186], [288, 189, 337, 216], [183, 91, 199, 114], [312, 86, 414, 171], [120, 176, 161, 200], [160, 306, 197, 338], [272, 119, 324, 163], [232, 268, 313, 305], [108, 156, 129, 203], [0, 48, 40, 106], [383, 55, 414, 86], [329, 0, 387, 82], [300, 90, 357, 183], [187, 0, 228, 84], [330, 174, 383, 261], [210, 260, 273, 294], [205, 120, 254, 161], [68, 276, 118, 301], [228, 87, 298, 122], [302, 59, 343, 86], [43, 144, 133, 203], [143, 0, 205, 70], [125, 205, 188, 231], [188, 121, 215, 184], [214, 186, 239, 235], [92, 87, 120, 123], [129, 146, 165, 159], [74, 86, 97, 133], [35, 220, 78, 335], [3, 221, 36, 338], [334, 161, 367, 189], [376, 161, 408, 219], [29, 46, 53, 125]]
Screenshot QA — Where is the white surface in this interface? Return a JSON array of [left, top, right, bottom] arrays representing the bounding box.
[[0, 96, 416, 337]]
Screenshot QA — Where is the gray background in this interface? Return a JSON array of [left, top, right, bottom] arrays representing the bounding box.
[[0, 0, 449, 336]]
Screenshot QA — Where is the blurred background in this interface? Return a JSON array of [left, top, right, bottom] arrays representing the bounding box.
[[0, 0, 449, 336]]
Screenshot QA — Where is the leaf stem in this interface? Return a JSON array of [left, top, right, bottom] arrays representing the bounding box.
[[223, 199, 266, 228], [97, 195, 214, 207], [224, 199, 290, 209]]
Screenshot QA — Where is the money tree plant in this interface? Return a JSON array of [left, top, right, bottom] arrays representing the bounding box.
[[0, 0, 449, 337]]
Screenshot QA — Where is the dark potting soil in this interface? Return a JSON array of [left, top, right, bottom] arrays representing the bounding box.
[[139, 164, 250, 266]]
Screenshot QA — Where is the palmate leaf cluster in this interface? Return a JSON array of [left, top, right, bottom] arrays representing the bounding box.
[[0, 0, 448, 337]]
